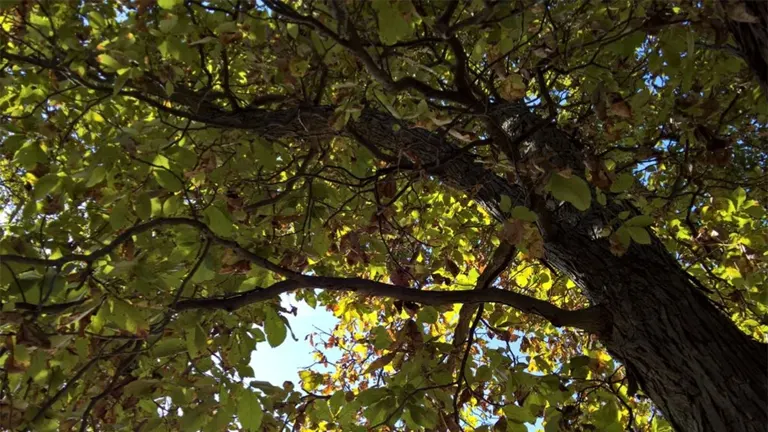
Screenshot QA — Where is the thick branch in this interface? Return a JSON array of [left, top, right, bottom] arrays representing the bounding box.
[[0, 217, 603, 333], [175, 273, 604, 332]]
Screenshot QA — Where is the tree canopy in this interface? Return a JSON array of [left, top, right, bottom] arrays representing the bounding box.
[[0, 0, 766, 431]]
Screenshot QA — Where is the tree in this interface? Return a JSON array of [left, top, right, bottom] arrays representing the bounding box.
[[0, 0, 765, 431]]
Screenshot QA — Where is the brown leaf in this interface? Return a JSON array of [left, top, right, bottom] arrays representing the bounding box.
[[219, 31, 243, 45], [499, 73, 527, 101], [493, 416, 508, 431], [0, 312, 25, 325], [458, 388, 472, 407], [4, 352, 26, 374], [404, 319, 424, 349], [500, 220, 525, 245], [363, 352, 396, 375], [609, 234, 628, 256], [17, 322, 51, 349], [443, 257, 460, 277], [402, 301, 420, 316], [609, 99, 633, 118], [219, 259, 251, 275], [121, 238, 135, 261], [524, 227, 545, 259], [390, 267, 411, 287], [376, 177, 397, 199]]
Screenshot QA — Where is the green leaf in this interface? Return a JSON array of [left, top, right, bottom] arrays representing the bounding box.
[[593, 399, 621, 430], [287, 23, 299, 39], [97, 54, 122, 70], [417, 306, 439, 324], [134, 192, 152, 220], [238, 390, 264, 431], [308, 231, 331, 257], [625, 215, 653, 227], [33, 174, 59, 199], [186, 324, 207, 357], [733, 187, 746, 208], [407, 404, 437, 428], [153, 338, 187, 358], [372, 0, 411, 44], [311, 399, 334, 422], [329, 391, 345, 415], [511, 206, 538, 222], [86, 166, 107, 187], [113, 72, 130, 96], [500, 195, 513, 213], [163, 194, 182, 216], [502, 403, 537, 424], [111, 299, 147, 334], [110, 200, 131, 230], [264, 307, 287, 347], [204, 206, 233, 237], [548, 173, 592, 211], [13, 142, 47, 169], [159, 15, 179, 33], [158, 0, 182, 9], [475, 365, 492, 382], [153, 169, 183, 192], [627, 227, 651, 245], [610, 173, 634, 193]]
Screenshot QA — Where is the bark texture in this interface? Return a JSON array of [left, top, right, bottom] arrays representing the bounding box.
[[722, 0, 768, 96]]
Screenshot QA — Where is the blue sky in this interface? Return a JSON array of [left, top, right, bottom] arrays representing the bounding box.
[[249, 294, 339, 385], [248, 294, 543, 430]]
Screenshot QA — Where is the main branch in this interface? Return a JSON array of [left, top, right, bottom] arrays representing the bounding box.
[[0, 218, 605, 333]]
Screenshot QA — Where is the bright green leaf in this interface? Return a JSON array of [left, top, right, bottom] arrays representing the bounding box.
[[33, 174, 59, 199], [548, 173, 592, 211], [238, 390, 264, 431], [86, 166, 107, 187], [264, 307, 287, 347], [204, 206, 233, 237], [153, 169, 183, 192], [158, 0, 182, 9]]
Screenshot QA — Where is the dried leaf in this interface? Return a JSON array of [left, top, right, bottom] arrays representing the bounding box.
[[17, 322, 51, 348], [500, 219, 525, 245], [390, 267, 411, 286], [610, 99, 633, 118], [363, 352, 396, 374], [499, 73, 527, 101]]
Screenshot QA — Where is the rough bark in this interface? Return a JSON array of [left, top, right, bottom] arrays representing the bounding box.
[[722, 0, 768, 96], [208, 102, 768, 431], [488, 103, 768, 432]]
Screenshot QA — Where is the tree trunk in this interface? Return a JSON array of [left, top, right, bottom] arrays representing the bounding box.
[[212, 103, 768, 430], [548, 225, 768, 431], [722, 0, 768, 96]]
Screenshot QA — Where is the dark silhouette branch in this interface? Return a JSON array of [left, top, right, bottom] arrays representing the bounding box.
[[1, 217, 605, 333]]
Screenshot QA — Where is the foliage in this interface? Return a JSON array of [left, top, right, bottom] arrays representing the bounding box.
[[0, 0, 765, 431]]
